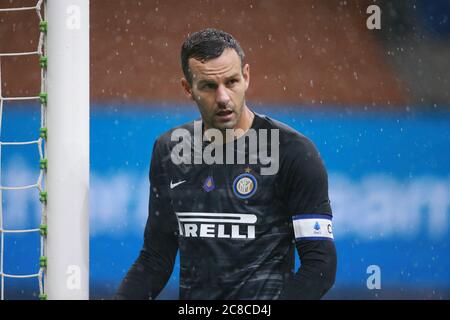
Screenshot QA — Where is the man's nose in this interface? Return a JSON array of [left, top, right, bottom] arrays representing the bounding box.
[[216, 84, 230, 108]]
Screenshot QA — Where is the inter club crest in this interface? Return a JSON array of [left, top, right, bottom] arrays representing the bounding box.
[[233, 170, 257, 199]]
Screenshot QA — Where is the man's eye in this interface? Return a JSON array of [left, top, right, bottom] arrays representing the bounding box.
[[227, 79, 239, 86], [202, 83, 216, 90]]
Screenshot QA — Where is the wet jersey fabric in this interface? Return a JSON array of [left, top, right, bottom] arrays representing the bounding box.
[[116, 113, 335, 300]]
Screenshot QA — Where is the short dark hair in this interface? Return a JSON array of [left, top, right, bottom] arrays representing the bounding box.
[[181, 28, 245, 85]]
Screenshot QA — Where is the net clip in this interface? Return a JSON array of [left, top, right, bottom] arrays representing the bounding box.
[[39, 191, 47, 204]]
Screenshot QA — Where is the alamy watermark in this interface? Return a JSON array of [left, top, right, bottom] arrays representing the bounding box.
[[66, 265, 81, 290], [170, 121, 279, 175], [366, 264, 381, 290], [366, 5, 381, 30]]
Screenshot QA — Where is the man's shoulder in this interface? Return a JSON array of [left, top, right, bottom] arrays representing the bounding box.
[[255, 113, 317, 152], [153, 119, 198, 149], [148, 120, 198, 167], [257, 114, 329, 187]]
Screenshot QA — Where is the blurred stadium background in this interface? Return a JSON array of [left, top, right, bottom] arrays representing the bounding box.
[[0, 0, 449, 299]]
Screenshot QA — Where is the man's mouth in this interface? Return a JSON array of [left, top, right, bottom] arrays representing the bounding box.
[[216, 110, 233, 116], [215, 109, 234, 122]]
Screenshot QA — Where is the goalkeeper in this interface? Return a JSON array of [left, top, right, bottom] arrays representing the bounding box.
[[115, 28, 337, 300]]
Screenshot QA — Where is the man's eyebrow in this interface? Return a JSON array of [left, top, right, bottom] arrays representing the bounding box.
[[197, 74, 240, 85], [197, 79, 216, 85], [197, 73, 239, 86], [225, 73, 240, 80]]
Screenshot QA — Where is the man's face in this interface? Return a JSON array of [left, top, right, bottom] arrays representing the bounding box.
[[182, 48, 250, 131]]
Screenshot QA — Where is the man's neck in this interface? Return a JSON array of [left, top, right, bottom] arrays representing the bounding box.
[[204, 106, 255, 144]]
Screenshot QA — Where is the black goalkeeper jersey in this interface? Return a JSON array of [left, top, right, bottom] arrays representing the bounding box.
[[117, 113, 334, 300]]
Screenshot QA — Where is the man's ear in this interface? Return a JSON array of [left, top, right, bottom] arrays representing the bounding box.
[[181, 78, 194, 100], [243, 63, 250, 90]]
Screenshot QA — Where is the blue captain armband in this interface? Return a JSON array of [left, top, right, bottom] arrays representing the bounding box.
[[292, 214, 334, 241]]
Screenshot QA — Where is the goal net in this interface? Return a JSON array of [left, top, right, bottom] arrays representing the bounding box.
[[0, 0, 89, 300]]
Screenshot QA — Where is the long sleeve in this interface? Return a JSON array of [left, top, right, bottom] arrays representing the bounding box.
[[279, 239, 337, 299], [278, 134, 337, 299], [115, 139, 179, 300]]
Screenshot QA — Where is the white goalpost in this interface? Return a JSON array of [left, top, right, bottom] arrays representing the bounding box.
[[46, 0, 90, 300], [0, 0, 89, 300]]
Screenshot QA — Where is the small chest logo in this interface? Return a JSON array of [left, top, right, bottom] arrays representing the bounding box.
[[233, 173, 257, 199], [203, 176, 215, 192]]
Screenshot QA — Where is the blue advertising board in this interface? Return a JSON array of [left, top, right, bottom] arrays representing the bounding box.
[[2, 103, 449, 299]]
